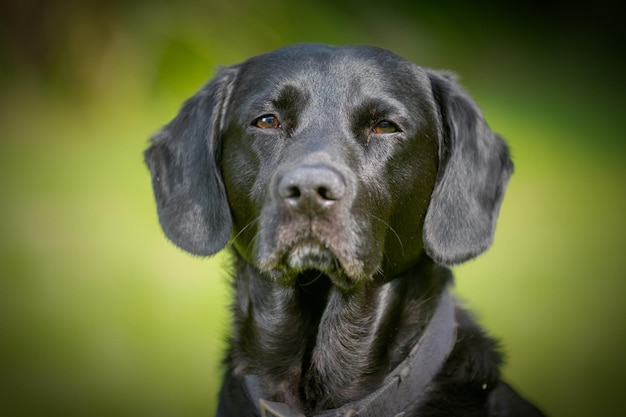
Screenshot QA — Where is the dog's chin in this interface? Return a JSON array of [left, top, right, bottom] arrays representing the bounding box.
[[287, 243, 336, 271], [260, 241, 365, 291]]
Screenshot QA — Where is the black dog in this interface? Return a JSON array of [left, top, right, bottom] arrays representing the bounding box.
[[145, 44, 544, 417]]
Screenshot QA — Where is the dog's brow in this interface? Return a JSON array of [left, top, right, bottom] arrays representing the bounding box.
[[272, 84, 310, 110], [352, 97, 410, 125], [241, 85, 309, 114]]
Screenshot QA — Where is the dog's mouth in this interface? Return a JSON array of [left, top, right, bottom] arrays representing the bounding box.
[[286, 240, 337, 270], [278, 239, 341, 282], [258, 237, 366, 290]]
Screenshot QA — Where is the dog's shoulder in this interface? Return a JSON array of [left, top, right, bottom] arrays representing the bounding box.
[[417, 307, 544, 417], [488, 381, 546, 417], [439, 308, 503, 392]]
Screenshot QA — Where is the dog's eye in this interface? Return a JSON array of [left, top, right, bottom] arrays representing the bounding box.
[[253, 114, 281, 129], [373, 120, 399, 134]]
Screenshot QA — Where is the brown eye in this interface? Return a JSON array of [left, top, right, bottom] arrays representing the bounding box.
[[373, 120, 399, 134], [253, 114, 280, 129]]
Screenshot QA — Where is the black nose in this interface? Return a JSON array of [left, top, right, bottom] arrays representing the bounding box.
[[278, 165, 346, 214]]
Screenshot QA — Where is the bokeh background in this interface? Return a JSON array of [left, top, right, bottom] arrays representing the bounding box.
[[1, 0, 624, 416]]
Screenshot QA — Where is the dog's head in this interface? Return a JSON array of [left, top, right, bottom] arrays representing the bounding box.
[[145, 44, 512, 290]]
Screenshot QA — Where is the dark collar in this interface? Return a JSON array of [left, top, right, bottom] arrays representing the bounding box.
[[245, 288, 458, 417]]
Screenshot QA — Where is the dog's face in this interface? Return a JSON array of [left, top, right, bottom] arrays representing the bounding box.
[[221, 46, 439, 288], [145, 44, 512, 291]]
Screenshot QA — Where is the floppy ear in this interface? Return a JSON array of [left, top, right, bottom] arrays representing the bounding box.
[[144, 67, 237, 256], [423, 71, 513, 265]]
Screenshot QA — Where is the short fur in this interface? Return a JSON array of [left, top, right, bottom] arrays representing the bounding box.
[[145, 44, 544, 416]]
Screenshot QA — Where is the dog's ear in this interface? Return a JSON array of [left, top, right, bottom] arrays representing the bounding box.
[[423, 70, 513, 265], [144, 67, 237, 256]]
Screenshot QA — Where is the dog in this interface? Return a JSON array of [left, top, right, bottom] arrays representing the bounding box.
[[145, 44, 545, 417]]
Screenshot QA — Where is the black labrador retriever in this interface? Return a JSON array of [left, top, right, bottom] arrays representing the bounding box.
[[145, 44, 545, 417]]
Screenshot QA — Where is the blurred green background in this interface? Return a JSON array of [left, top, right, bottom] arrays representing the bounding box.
[[0, 0, 624, 416]]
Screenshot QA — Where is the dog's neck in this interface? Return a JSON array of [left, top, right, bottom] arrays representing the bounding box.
[[228, 254, 452, 413]]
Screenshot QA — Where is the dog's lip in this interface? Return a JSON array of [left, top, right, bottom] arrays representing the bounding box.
[[285, 240, 337, 272], [257, 233, 371, 288], [259, 238, 347, 285]]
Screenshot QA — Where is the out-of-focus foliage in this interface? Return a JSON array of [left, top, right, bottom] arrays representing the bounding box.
[[0, 1, 624, 416]]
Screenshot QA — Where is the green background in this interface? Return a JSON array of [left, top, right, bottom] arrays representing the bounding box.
[[1, 0, 624, 416]]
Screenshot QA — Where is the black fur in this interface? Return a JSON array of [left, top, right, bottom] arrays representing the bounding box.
[[145, 44, 544, 416]]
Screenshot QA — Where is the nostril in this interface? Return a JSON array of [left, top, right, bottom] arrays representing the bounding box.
[[317, 186, 338, 201], [281, 185, 301, 200]]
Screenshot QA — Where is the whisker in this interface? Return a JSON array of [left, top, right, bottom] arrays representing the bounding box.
[[226, 218, 260, 250], [248, 230, 262, 253], [370, 214, 404, 256]]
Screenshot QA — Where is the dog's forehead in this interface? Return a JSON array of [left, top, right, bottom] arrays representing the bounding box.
[[231, 44, 432, 117], [234, 44, 428, 99], [243, 44, 407, 72]]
